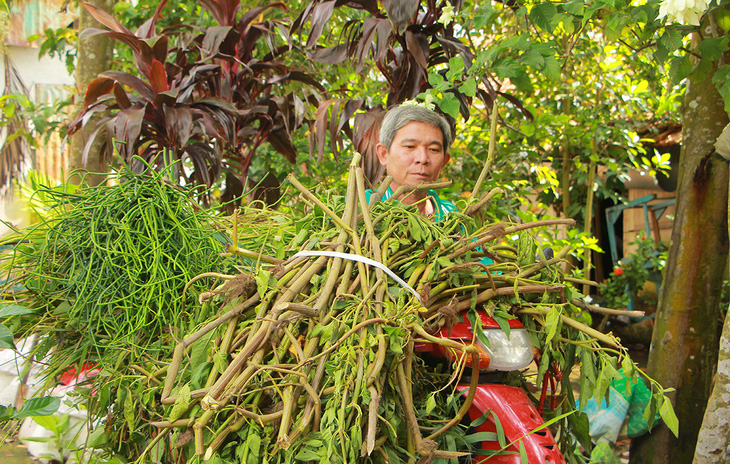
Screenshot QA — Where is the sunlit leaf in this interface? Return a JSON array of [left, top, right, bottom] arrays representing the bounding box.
[[0, 324, 14, 350], [14, 396, 61, 419]]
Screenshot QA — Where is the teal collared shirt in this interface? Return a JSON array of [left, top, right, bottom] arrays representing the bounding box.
[[365, 187, 456, 223]]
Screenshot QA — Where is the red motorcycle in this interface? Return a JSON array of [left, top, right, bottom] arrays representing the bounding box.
[[415, 308, 566, 463]]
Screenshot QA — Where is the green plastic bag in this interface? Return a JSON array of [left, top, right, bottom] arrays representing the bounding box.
[[578, 368, 661, 443]]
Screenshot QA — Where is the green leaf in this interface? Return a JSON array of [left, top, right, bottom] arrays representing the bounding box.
[[568, 410, 592, 452], [644, 394, 659, 430], [33, 414, 68, 433], [52, 301, 72, 316], [446, 56, 465, 82], [428, 71, 445, 87], [407, 215, 422, 241], [561, 16, 576, 35], [425, 393, 437, 415], [621, 355, 635, 379], [491, 410, 507, 448], [699, 36, 729, 61], [464, 431, 499, 443], [659, 397, 679, 437], [520, 49, 545, 70], [519, 439, 528, 463], [14, 396, 61, 419], [0, 324, 15, 350], [669, 55, 693, 85], [689, 58, 714, 83], [544, 306, 559, 345], [436, 93, 461, 120], [245, 429, 262, 464], [561, 0, 584, 16], [213, 351, 228, 374], [0, 405, 13, 421], [124, 388, 135, 431], [86, 426, 109, 448], [657, 30, 685, 62], [716, 7, 730, 32], [492, 57, 523, 79], [387, 327, 404, 355], [255, 269, 271, 298], [529, 3, 558, 33], [467, 309, 492, 349], [493, 314, 512, 339], [189, 333, 213, 372], [0, 304, 33, 318], [712, 65, 730, 112], [294, 448, 321, 461], [542, 56, 561, 81], [169, 383, 191, 422], [605, 13, 629, 42], [593, 364, 612, 404], [458, 77, 477, 97]]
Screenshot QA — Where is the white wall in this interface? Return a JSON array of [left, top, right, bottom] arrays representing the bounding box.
[[2, 44, 75, 89], [0, 45, 73, 235]]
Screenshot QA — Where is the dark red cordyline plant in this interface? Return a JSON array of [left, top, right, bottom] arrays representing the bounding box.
[[69, 0, 322, 204]]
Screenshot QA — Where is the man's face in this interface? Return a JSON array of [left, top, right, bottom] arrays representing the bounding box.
[[376, 121, 451, 192]]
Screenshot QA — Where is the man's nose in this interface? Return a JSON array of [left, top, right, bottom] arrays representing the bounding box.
[[414, 146, 430, 164]]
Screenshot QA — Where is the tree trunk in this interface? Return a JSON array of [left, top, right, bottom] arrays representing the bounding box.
[[692, 308, 730, 464], [629, 42, 729, 463], [68, 0, 114, 186]]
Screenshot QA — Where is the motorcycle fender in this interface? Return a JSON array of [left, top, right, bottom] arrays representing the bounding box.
[[456, 383, 566, 464]]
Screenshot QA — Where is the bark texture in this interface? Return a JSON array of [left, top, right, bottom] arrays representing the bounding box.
[[629, 57, 729, 463], [693, 311, 730, 464], [68, 0, 114, 186]]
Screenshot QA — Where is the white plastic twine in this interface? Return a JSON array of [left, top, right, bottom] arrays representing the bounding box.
[[290, 250, 422, 303]]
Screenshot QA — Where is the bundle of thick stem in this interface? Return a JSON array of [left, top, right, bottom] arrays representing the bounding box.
[[156, 156, 617, 463]]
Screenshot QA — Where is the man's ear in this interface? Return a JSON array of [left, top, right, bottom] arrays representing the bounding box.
[[444, 152, 451, 166], [376, 143, 388, 166]]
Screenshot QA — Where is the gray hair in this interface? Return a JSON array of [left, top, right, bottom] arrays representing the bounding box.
[[379, 105, 452, 150]]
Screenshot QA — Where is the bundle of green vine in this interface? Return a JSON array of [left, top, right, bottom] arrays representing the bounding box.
[[0, 158, 676, 464], [148, 155, 662, 464]]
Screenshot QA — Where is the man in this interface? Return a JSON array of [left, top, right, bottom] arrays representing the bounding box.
[[371, 104, 455, 221]]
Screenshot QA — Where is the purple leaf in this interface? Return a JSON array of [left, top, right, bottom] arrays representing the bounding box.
[[373, 18, 393, 62], [80, 116, 111, 166], [149, 60, 170, 93], [306, 1, 336, 49], [114, 107, 145, 159], [405, 30, 429, 71], [152, 36, 170, 63], [84, 77, 114, 107], [337, 0, 380, 16], [164, 105, 193, 146], [267, 127, 297, 163], [82, 2, 133, 35], [198, 0, 241, 26], [382, 0, 418, 35], [100, 71, 156, 101], [353, 106, 386, 183], [201, 26, 233, 56], [354, 17, 381, 71], [113, 83, 132, 110], [238, 3, 286, 30], [310, 44, 348, 64], [135, 0, 169, 38]]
